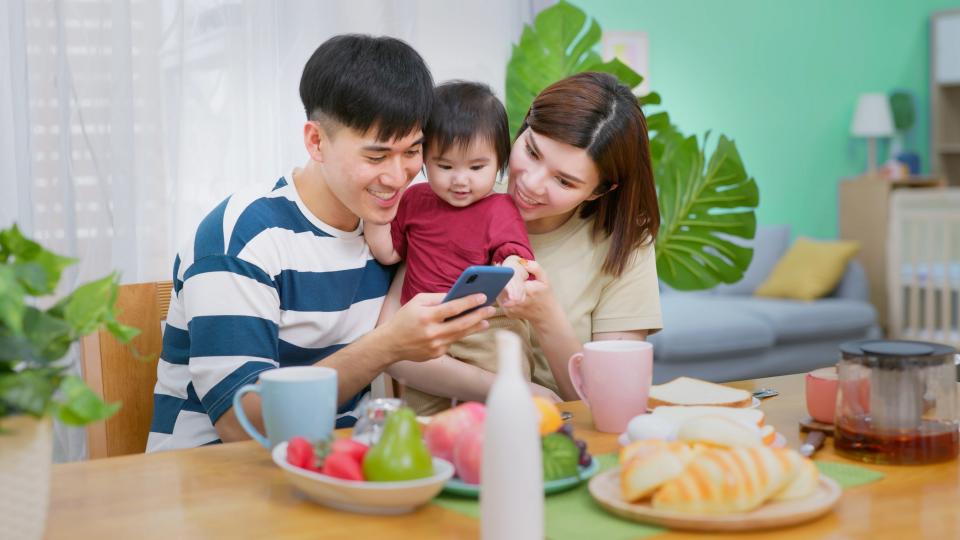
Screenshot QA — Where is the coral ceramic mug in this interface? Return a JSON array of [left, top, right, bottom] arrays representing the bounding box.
[[568, 341, 653, 433], [805, 367, 839, 424]]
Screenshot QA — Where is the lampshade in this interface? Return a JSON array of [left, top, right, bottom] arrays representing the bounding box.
[[850, 93, 895, 137]]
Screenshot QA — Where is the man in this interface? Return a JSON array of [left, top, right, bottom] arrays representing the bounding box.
[[147, 35, 494, 451]]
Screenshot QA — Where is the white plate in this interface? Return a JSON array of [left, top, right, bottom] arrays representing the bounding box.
[[272, 441, 454, 515]]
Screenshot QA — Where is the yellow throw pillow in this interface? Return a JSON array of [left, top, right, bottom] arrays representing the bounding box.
[[754, 238, 860, 301]]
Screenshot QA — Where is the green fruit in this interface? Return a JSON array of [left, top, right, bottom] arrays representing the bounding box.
[[362, 407, 434, 481], [542, 433, 580, 481]]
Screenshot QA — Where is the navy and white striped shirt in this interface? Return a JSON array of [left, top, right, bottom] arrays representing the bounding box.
[[147, 176, 392, 452]]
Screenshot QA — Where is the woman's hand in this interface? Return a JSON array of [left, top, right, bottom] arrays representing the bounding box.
[[503, 259, 581, 401], [500, 260, 560, 326]]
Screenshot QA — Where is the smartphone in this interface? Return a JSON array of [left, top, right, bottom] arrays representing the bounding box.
[[441, 265, 514, 319]]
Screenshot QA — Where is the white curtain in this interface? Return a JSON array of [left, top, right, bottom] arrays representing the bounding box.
[[0, 0, 544, 462]]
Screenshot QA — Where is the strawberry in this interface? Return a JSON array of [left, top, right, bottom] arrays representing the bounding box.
[[322, 451, 364, 481], [331, 439, 369, 465], [286, 437, 315, 470]]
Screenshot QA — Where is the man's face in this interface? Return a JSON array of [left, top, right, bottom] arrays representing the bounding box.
[[318, 124, 424, 227]]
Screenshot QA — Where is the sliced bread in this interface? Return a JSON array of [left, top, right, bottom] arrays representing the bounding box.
[[648, 377, 753, 409], [651, 405, 765, 427]]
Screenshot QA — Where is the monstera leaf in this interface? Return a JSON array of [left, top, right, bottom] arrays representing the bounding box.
[[505, 0, 654, 136], [655, 131, 758, 289], [505, 1, 758, 290]]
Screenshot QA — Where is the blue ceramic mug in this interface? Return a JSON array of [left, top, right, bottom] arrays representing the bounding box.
[[233, 366, 337, 449]]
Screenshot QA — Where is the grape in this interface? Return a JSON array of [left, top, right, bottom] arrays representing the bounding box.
[[575, 439, 591, 467], [557, 424, 574, 438]]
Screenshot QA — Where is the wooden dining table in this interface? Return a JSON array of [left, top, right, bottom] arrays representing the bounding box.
[[46, 373, 960, 539]]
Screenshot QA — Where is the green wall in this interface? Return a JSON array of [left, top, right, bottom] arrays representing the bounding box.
[[575, 0, 960, 239]]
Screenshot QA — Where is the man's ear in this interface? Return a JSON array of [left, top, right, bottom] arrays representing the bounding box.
[[586, 183, 618, 201], [304, 121, 325, 163]]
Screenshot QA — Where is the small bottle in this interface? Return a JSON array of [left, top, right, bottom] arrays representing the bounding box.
[[480, 331, 544, 540]]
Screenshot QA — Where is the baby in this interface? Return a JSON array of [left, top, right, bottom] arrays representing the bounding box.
[[365, 81, 534, 414]]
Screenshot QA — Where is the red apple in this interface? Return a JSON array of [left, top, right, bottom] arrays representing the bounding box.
[[453, 423, 484, 485], [424, 401, 485, 462]]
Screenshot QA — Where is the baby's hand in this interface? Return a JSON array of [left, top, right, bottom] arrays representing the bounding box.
[[498, 257, 529, 306], [501, 272, 527, 305]]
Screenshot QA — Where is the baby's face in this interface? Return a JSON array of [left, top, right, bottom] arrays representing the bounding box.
[[424, 138, 499, 208]]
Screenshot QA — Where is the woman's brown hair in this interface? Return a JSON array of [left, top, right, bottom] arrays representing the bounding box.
[[518, 72, 660, 277]]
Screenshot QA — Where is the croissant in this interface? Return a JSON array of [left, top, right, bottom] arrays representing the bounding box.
[[772, 451, 819, 501], [619, 440, 697, 502], [652, 446, 797, 513]]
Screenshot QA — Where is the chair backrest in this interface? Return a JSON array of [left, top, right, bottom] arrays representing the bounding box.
[[80, 281, 171, 459]]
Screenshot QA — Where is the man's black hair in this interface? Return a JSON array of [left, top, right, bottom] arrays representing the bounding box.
[[425, 81, 510, 172], [299, 34, 433, 142]]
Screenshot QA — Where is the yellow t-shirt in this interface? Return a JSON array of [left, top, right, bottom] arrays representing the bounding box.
[[528, 214, 663, 390]]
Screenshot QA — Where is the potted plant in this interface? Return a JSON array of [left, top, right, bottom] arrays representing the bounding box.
[[506, 1, 759, 290], [888, 90, 919, 175], [0, 224, 138, 540]]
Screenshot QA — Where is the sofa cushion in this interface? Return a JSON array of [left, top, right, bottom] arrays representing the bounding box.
[[691, 296, 877, 343], [714, 225, 791, 296], [650, 294, 776, 364], [755, 238, 860, 301]]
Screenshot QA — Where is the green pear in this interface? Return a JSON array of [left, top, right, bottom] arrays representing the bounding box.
[[362, 407, 434, 481]]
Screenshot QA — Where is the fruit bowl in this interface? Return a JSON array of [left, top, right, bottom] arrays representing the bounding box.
[[442, 458, 601, 497], [272, 441, 455, 515]]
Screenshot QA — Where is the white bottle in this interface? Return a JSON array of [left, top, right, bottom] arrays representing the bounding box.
[[480, 331, 544, 540]]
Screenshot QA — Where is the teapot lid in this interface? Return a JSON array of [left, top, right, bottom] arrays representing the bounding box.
[[840, 339, 956, 362]]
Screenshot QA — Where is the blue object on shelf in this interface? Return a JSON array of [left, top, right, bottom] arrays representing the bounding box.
[[896, 152, 920, 175]]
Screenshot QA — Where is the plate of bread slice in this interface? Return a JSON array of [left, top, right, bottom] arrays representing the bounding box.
[[647, 377, 759, 409], [592, 418, 841, 531]]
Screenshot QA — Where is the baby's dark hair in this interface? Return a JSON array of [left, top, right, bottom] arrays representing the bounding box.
[[425, 81, 510, 172]]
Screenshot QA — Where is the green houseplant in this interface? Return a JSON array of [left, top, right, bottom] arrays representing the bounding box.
[[506, 1, 759, 290], [0, 223, 138, 540]]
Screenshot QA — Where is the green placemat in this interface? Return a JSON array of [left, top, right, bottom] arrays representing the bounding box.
[[814, 460, 886, 488], [433, 453, 665, 540], [432, 454, 886, 540]]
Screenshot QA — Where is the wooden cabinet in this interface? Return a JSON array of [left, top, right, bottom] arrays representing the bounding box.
[[932, 9, 960, 186], [837, 175, 945, 332]]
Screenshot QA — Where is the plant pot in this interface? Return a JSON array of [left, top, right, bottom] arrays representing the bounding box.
[[0, 415, 52, 540]]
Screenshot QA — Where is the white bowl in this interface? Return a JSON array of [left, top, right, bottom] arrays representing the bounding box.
[[271, 441, 454, 515]]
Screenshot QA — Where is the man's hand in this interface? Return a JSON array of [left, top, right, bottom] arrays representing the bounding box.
[[377, 292, 495, 361]]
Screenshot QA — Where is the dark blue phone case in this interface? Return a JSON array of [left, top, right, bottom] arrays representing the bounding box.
[[442, 265, 514, 319]]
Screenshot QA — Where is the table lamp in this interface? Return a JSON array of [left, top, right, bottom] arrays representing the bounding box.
[[850, 93, 895, 174]]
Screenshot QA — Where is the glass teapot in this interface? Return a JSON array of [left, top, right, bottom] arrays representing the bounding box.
[[834, 339, 959, 464]]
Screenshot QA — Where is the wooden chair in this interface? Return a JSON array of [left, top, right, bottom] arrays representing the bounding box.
[[80, 281, 171, 459]]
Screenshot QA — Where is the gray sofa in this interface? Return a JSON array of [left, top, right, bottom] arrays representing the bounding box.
[[649, 226, 880, 384]]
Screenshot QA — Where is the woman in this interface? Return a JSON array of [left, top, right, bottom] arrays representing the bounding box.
[[387, 71, 662, 402]]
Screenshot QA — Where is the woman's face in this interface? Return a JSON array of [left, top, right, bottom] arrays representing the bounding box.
[[507, 128, 602, 234]]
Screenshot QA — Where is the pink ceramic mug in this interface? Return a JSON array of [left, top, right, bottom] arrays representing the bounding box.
[[568, 341, 653, 433]]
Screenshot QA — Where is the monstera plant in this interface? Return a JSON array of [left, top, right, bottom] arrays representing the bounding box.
[[506, 1, 759, 290]]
